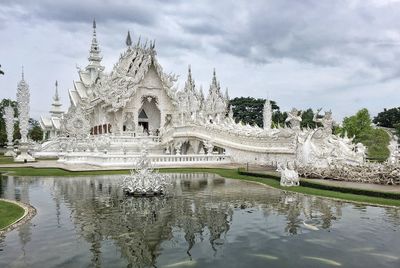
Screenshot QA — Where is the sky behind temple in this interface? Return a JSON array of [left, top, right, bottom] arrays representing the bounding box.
[[1, 0, 400, 121]]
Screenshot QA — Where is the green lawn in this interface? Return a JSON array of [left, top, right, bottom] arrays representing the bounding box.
[[1, 166, 400, 207], [0, 156, 17, 164], [0, 200, 25, 230]]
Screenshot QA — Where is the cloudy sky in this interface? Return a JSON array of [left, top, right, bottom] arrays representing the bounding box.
[[1, 0, 400, 121]]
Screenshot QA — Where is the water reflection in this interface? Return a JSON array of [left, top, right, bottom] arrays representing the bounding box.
[[0, 174, 399, 268]]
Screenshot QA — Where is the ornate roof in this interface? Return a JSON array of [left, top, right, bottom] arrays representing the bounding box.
[[204, 69, 228, 115], [93, 41, 178, 111]]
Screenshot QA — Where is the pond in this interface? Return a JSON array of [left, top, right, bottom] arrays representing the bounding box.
[[0, 173, 399, 267]]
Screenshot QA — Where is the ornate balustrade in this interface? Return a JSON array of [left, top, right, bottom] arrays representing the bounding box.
[[59, 152, 230, 167], [163, 125, 295, 154]]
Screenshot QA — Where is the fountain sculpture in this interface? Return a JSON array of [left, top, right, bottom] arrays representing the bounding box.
[[121, 148, 169, 196]]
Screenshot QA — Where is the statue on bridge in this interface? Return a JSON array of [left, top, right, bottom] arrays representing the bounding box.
[[313, 108, 334, 136], [285, 108, 303, 130]]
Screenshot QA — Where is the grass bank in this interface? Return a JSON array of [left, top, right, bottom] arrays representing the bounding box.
[[0, 156, 20, 165], [0, 200, 25, 230], [1, 166, 400, 207], [238, 169, 400, 200]]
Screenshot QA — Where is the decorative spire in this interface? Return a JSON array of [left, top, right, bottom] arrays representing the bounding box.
[[16, 70, 30, 143], [212, 68, 217, 85], [54, 80, 60, 101], [126, 30, 132, 47], [224, 88, 229, 101], [209, 68, 220, 94], [184, 65, 195, 93], [87, 18, 103, 68], [188, 65, 192, 80], [50, 80, 63, 117], [199, 85, 204, 101]]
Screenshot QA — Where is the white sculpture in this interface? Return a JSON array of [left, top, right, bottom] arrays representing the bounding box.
[[285, 108, 303, 130], [61, 104, 91, 138], [15, 69, 35, 162], [3, 105, 16, 156], [388, 136, 399, 165], [263, 99, 272, 130], [313, 108, 334, 136], [277, 163, 300, 187], [121, 147, 170, 196], [298, 161, 400, 185]]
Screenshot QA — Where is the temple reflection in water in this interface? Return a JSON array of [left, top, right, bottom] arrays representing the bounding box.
[[1, 174, 400, 268]]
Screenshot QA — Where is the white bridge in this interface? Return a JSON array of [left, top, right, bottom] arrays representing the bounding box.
[[36, 123, 297, 167]]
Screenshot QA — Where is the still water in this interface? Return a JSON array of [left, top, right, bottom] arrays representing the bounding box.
[[0, 173, 399, 268]]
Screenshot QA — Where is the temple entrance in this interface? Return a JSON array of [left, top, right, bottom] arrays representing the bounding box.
[[138, 97, 161, 135], [139, 122, 149, 131]]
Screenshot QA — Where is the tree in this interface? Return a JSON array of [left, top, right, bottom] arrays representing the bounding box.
[[340, 108, 372, 143], [272, 110, 287, 128], [373, 107, 400, 138], [361, 129, 390, 160], [28, 118, 43, 142], [373, 107, 400, 128], [301, 108, 322, 129], [229, 97, 282, 127], [338, 108, 390, 161]]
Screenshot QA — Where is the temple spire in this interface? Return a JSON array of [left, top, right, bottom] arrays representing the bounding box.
[[50, 80, 63, 118], [225, 88, 229, 101], [188, 65, 192, 80], [209, 68, 220, 94], [212, 68, 217, 83], [87, 18, 102, 68], [184, 65, 195, 92], [54, 80, 60, 101], [126, 30, 132, 47]]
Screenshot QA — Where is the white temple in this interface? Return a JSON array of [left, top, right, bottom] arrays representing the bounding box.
[[37, 21, 365, 168], [40, 81, 64, 140]]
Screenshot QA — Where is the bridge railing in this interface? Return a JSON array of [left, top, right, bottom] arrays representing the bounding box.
[[59, 153, 231, 167]]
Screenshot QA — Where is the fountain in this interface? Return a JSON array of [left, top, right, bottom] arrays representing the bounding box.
[[121, 148, 170, 197]]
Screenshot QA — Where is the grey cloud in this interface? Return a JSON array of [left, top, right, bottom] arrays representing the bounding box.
[[203, 0, 400, 74], [1, 0, 400, 121], [1, 0, 159, 27]]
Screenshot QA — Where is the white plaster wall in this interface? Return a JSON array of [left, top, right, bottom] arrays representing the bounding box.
[[125, 64, 177, 129]]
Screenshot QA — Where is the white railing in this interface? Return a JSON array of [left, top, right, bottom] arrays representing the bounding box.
[[59, 153, 231, 167], [163, 125, 295, 154], [109, 135, 161, 143]]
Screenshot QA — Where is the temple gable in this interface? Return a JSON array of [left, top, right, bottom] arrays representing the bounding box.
[[140, 65, 163, 89]]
